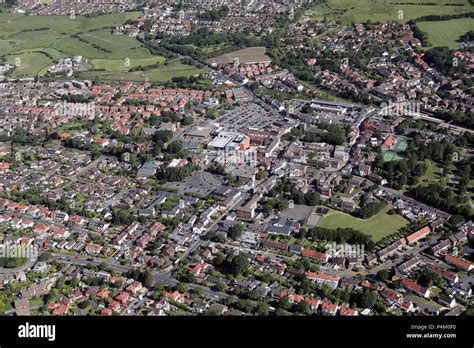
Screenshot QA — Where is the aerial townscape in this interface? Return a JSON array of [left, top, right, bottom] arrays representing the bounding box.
[[0, 0, 473, 322]]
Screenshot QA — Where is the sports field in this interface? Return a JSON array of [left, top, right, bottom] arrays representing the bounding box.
[[0, 12, 201, 81], [417, 18, 474, 48], [383, 139, 408, 162], [383, 151, 404, 162], [306, 0, 473, 24], [319, 206, 408, 242]]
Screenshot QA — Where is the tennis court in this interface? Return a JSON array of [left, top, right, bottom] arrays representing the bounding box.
[[383, 139, 408, 162], [383, 151, 404, 162], [393, 139, 408, 152]]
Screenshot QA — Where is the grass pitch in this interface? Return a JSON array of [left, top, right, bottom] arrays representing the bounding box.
[[417, 18, 474, 48], [319, 206, 408, 242]]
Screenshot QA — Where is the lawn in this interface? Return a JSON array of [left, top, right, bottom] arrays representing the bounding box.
[[429, 287, 442, 298], [409, 294, 443, 311], [420, 160, 443, 185], [319, 206, 408, 242], [417, 18, 474, 48], [306, 0, 473, 24]]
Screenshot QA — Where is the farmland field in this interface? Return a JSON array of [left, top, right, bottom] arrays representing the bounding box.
[[306, 0, 473, 24], [417, 18, 474, 48], [0, 12, 199, 81], [319, 206, 408, 242]]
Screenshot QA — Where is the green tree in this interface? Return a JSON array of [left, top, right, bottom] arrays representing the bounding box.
[[228, 223, 244, 240], [177, 283, 188, 293], [143, 270, 154, 288], [296, 301, 312, 315], [255, 301, 269, 316]]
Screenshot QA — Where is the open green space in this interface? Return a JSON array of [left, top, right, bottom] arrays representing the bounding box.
[[409, 294, 444, 311], [207, 47, 270, 65], [79, 59, 203, 83], [420, 160, 443, 185], [306, 0, 473, 24], [0, 12, 201, 82], [4, 52, 52, 78], [90, 56, 165, 71], [0, 12, 141, 57], [417, 18, 474, 48], [319, 206, 408, 242], [429, 287, 442, 298]]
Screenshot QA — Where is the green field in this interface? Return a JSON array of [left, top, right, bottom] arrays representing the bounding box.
[[0, 12, 141, 56], [4, 52, 52, 78], [417, 18, 474, 48], [207, 47, 270, 65], [319, 206, 408, 242], [90, 56, 165, 71], [79, 59, 203, 83], [0, 12, 201, 81], [306, 0, 473, 24], [420, 160, 443, 184]]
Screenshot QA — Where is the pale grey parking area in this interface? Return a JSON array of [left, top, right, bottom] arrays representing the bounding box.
[[281, 204, 314, 222]]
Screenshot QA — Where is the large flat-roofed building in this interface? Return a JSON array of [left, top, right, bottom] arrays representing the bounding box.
[[137, 161, 157, 177], [185, 126, 214, 142], [207, 131, 250, 151], [235, 193, 261, 219]]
